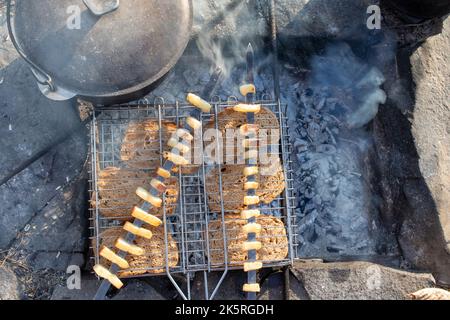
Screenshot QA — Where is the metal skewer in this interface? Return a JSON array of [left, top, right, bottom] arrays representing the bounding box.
[[93, 69, 222, 300], [244, 43, 258, 301]]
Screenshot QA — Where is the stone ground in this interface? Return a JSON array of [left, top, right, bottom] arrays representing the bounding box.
[[0, 266, 19, 299], [372, 13, 450, 286], [49, 261, 436, 300], [407, 17, 450, 283], [291, 260, 435, 300], [0, 0, 449, 300]]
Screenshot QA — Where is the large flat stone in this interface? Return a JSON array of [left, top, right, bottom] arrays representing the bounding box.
[[410, 17, 450, 250], [0, 266, 20, 300], [400, 179, 450, 286], [0, 59, 82, 184], [7, 157, 88, 272], [394, 17, 450, 286], [258, 0, 379, 46], [112, 279, 166, 300], [51, 263, 432, 300], [0, 130, 88, 254], [52, 276, 178, 300], [51, 278, 99, 300], [189, 269, 308, 300], [292, 261, 435, 300], [373, 17, 450, 286]]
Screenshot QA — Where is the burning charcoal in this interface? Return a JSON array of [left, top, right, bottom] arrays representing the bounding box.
[[183, 69, 199, 89], [301, 160, 318, 171], [320, 185, 335, 202], [328, 159, 338, 172], [315, 97, 326, 111], [306, 122, 322, 141], [299, 128, 308, 138], [303, 202, 316, 215], [355, 240, 369, 250], [304, 188, 314, 199], [326, 246, 343, 254], [298, 209, 319, 230], [294, 168, 304, 177], [329, 183, 339, 193], [300, 88, 315, 109], [305, 226, 319, 243], [350, 216, 368, 232], [298, 184, 307, 194], [312, 194, 322, 205], [293, 138, 308, 153], [326, 223, 343, 236], [316, 144, 337, 155], [325, 127, 337, 145]]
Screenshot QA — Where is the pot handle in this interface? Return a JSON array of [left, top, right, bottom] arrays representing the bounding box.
[[83, 0, 120, 16], [6, 0, 55, 92]]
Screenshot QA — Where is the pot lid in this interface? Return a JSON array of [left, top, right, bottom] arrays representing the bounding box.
[[10, 0, 192, 99]]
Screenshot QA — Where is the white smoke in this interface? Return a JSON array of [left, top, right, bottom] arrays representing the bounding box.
[[193, 0, 267, 77], [309, 42, 386, 128]]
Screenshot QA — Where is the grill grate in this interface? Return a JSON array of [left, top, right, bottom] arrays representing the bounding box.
[[88, 97, 298, 297]]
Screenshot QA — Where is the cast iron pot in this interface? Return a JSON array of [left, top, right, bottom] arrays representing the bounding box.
[[7, 0, 193, 105]]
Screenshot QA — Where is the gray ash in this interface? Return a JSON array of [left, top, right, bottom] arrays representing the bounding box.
[[282, 43, 398, 259]]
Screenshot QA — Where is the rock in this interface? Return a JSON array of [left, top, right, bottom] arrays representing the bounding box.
[[0, 130, 87, 250], [410, 17, 450, 252], [258, 0, 380, 48], [258, 270, 310, 301], [400, 180, 450, 285], [392, 16, 450, 285], [0, 266, 20, 300], [0, 59, 82, 184], [0, 55, 87, 251], [112, 280, 166, 300], [11, 167, 88, 271], [54, 278, 168, 300], [189, 270, 307, 300], [52, 276, 179, 300], [292, 261, 436, 300], [29, 253, 86, 272], [373, 98, 450, 284], [51, 277, 99, 300], [1, 130, 88, 272]]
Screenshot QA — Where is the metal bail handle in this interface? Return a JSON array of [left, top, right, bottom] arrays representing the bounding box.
[[6, 0, 56, 92], [83, 0, 120, 16]]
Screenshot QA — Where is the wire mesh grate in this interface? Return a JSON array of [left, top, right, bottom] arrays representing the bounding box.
[[88, 98, 298, 279]]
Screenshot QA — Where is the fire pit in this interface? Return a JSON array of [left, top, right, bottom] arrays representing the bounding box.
[[1, 0, 449, 301]]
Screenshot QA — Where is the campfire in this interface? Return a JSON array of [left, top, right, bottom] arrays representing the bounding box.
[[1, 0, 449, 302], [89, 50, 296, 299]]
